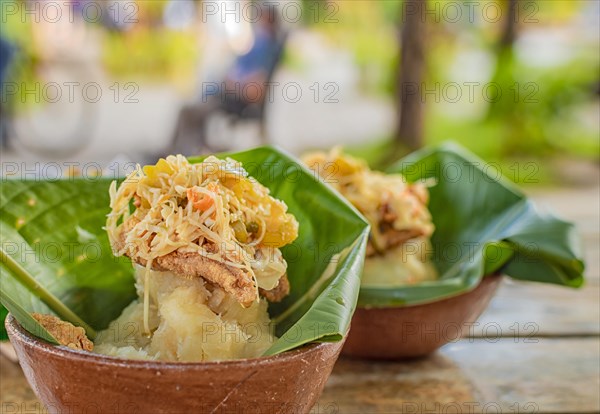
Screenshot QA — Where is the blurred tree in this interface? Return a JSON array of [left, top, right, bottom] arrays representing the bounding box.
[[391, 0, 426, 158], [485, 0, 583, 157], [500, 0, 519, 47], [486, 0, 536, 156]]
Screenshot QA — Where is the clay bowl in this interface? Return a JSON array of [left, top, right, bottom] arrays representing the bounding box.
[[342, 274, 502, 360], [6, 315, 343, 414]]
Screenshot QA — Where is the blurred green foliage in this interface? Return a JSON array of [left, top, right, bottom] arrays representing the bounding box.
[[100, 0, 198, 84], [486, 50, 599, 158], [2, 0, 199, 96], [2, 0, 597, 170], [332, 0, 600, 167], [1, 1, 39, 109], [102, 29, 198, 84]]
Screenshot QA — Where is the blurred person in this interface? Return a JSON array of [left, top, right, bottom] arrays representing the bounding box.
[[0, 36, 13, 92], [171, 3, 284, 155], [0, 35, 15, 147]]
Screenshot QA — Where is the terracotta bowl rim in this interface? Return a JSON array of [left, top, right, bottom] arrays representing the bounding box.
[[6, 314, 337, 369], [358, 273, 503, 310]]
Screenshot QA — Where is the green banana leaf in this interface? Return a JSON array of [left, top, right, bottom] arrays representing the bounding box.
[[0, 147, 369, 357], [0, 305, 7, 340], [358, 143, 585, 307], [0, 178, 136, 342]]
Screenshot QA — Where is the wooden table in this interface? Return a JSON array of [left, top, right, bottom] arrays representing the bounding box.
[[2, 187, 599, 413]]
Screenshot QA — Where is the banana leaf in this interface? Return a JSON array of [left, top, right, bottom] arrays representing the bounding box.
[[0, 147, 370, 356], [358, 143, 585, 307]]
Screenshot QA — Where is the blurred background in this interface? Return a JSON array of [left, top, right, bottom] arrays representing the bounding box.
[[0, 0, 598, 185]]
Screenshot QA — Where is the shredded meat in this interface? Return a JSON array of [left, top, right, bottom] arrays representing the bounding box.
[[31, 313, 93, 351], [259, 274, 290, 302]]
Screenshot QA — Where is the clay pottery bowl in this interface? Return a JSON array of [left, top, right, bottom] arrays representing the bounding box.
[[6, 315, 343, 414], [342, 274, 502, 359]]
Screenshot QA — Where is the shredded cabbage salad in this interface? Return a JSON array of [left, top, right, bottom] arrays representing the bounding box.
[[107, 155, 299, 332]]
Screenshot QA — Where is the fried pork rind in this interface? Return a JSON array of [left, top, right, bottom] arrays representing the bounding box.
[[106, 155, 299, 306], [31, 313, 93, 351], [303, 149, 434, 256]]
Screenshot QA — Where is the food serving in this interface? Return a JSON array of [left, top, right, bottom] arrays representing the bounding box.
[[93, 154, 300, 361], [22, 155, 301, 361], [304, 148, 437, 286]]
